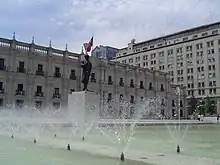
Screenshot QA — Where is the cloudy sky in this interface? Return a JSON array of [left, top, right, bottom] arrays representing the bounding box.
[[0, 0, 220, 53]]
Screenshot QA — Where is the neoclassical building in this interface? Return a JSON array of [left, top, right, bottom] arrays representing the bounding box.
[[0, 36, 187, 118]]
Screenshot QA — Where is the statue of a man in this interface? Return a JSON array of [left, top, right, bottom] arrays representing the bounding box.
[[81, 55, 92, 91]]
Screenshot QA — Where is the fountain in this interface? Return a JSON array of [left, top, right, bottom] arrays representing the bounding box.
[[97, 94, 163, 161], [0, 90, 219, 165]]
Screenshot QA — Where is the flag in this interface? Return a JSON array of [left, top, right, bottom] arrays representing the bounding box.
[[83, 36, 93, 52]]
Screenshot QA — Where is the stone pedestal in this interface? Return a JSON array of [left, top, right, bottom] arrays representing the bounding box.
[[67, 91, 100, 123]]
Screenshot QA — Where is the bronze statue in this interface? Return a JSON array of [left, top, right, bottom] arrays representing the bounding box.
[[81, 55, 92, 91]]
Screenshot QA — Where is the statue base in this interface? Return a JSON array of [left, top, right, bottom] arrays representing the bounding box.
[[67, 91, 101, 122]]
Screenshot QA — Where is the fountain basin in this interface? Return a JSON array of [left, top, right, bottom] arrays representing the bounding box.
[[0, 124, 220, 165]]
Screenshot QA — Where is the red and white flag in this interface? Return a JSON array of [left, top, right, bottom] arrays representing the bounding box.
[[83, 36, 93, 53]]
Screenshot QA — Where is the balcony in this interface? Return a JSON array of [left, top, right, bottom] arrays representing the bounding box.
[[15, 90, 25, 96], [53, 93, 61, 98], [140, 85, 144, 89], [69, 74, 77, 80], [54, 72, 61, 78], [161, 102, 165, 106], [160, 88, 165, 92], [35, 92, 44, 97], [119, 82, 124, 87], [36, 70, 44, 76], [149, 86, 153, 90], [130, 83, 135, 88], [17, 67, 26, 73], [108, 81, 113, 85], [107, 97, 112, 103], [0, 89, 4, 94]]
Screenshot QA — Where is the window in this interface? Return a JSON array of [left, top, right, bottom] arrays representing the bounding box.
[[172, 109, 176, 117], [18, 84, 23, 91], [0, 82, 3, 90], [140, 81, 144, 89], [17, 61, 25, 73], [202, 32, 208, 36], [135, 57, 140, 62], [54, 88, 59, 94], [160, 84, 164, 91], [180, 109, 183, 117], [108, 76, 112, 82], [35, 101, 43, 109], [53, 102, 60, 109], [71, 69, 75, 75], [130, 79, 134, 88], [180, 100, 183, 107], [119, 78, 124, 86], [130, 95, 134, 103], [149, 82, 152, 90], [107, 93, 112, 102], [54, 67, 61, 77], [70, 69, 76, 80], [37, 86, 42, 93], [36, 64, 44, 76], [0, 58, 5, 70], [55, 67, 60, 73], [129, 58, 133, 63], [183, 37, 188, 41], [172, 100, 175, 107], [119, 94, 123, 101], [19, 61, 24, 68], [15, 100, 24, 108], [0, 98, 3, 107], [38, 64, 43, 71], [108, 76, 113, 85], [193, 35, 198, 38], [212, 30, 218, 35]]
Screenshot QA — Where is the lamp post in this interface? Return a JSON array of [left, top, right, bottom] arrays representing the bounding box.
[[176, 86, 181, 153]]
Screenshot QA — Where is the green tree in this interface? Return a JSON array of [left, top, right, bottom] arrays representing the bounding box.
[[205, 96, 216, 115], [188, 95, 198, 115]]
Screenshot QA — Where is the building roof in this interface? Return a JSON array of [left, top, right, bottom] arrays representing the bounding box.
[[92, 45, 119, 53], [119, 21, 220, 50]]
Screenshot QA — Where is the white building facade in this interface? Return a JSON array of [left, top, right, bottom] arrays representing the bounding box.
[[0, 36, 186, 118], [115, 22, 220, 102]]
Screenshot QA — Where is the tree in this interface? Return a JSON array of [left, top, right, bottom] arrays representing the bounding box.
[[187, 95, 198, 115], [205, 96, 216, 115]]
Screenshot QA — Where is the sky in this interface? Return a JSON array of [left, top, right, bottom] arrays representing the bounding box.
[[0, 0, 220, 53]]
